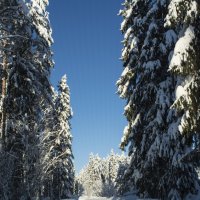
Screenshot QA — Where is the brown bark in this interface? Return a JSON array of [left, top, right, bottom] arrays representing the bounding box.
[[1, 47, 7, 146]]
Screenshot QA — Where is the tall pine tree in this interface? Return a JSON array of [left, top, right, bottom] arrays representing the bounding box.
[[54, 75, 74, 199], [0, 0, 53, 198], [117, 0, 199, 199], [41, 75, 74, 199]]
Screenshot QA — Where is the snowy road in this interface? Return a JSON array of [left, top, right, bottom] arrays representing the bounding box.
[[79, 197, 110, 200], [63, 190, 200, 200], [77, 195, 137, 200], [63, 196, 137, 200]]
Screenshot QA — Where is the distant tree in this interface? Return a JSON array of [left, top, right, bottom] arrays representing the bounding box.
[[77, 151, 129, 197], [77, 153, 106, 197], [115, 153, 130, 195], [85, 153, 103, 196], [76, 169, 87, 196], [117, 0, 199, 199], [101, 150, 120, 197]]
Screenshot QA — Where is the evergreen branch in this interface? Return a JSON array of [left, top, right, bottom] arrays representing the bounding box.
[[0, 35, 29, 40]]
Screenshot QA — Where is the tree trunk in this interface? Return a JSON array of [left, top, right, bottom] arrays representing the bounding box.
[[1, 50, 8, 148]]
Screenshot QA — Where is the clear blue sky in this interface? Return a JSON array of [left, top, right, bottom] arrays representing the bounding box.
[[48, 0, 126, 173]]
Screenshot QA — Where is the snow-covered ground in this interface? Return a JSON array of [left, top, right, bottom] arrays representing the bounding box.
[[63, 193, 138, 200], [63, 190, 200, 200], [78, 195, 137, 200]]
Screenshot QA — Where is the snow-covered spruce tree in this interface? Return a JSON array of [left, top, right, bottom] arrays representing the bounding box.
[[117, 0, 199, 199], [0, 2, 21, 198], [53, 75, 74, 199], [158, 1, 200, 199], [0, 0, 53, 198], [0, 1, 35, 198], [29, 0, 53, 47], [166, 0, 200, 158], [41, 75, 74, 199]]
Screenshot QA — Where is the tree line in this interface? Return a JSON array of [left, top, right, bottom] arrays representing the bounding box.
[[0, 1, 74, 199], [75, 150, 130, 197], [117, 0, 200, 199]]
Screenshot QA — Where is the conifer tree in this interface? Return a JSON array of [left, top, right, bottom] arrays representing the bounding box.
[[160, 2, 200, 199], [41, 75, 74, 199], [54, 75, 74, 199], [117, 0, 199, 199], [0, 0, 53, 198], [166, 0, 200, 156]]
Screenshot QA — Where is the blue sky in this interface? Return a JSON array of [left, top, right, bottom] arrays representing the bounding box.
[[48, 0, 126, 173]]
